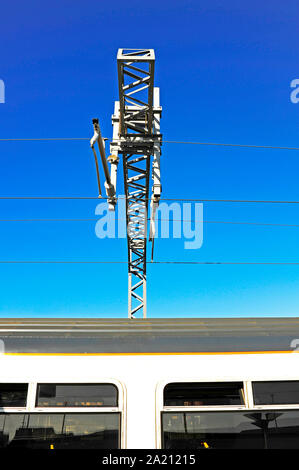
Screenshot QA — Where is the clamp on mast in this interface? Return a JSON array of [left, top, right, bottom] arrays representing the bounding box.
[[90, 48, 162, 318]]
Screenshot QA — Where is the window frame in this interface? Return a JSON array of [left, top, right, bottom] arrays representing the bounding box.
[[157, 378, 299, 449], [163, 381, 246, 408], [156, 378, 249, 449], [159, 379, 249, 412], [250, 380, 299, 410], [0, 379, 126, 448], [0, 411, 122, 449], [0, 382, 30, 412], [161, 408, 299, 450], [35, 382, 119, 409]]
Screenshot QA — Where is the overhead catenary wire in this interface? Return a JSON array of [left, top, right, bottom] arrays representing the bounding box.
[[0, 137, 299, 151], [1, 139, 299, 268], [0, 261, 299, 265], [164, 141, 299, 151], [1, 196, 299, 204], [0, 138, 90, 141], [0, 218, 299, 229]]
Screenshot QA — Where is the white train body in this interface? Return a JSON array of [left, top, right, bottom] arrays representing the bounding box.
[[0, 318, 299, 449]]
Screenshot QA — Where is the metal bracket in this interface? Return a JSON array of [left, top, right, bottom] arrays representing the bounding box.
[[90, 118, 118, 211]]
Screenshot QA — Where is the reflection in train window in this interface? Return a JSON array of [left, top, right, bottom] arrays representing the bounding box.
[[0, 413, 120, 449], [162, 410, 299, 449], [36, 384, 118, 407], [0, 384, 28, 407], [164, 382, 244, 406], [253, 381, 299, 405]]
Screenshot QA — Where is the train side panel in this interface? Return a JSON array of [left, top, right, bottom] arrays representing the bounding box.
[[0, 352, 298, 448]]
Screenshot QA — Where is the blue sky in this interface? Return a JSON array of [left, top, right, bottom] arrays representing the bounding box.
[[0, 0, 299, 318]]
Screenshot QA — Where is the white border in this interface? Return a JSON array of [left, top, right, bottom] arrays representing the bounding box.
[[156, 378, 299, 449], [0, 379, 127, 448]]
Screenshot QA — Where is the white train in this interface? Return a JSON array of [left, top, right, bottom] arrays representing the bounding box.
[[0, 318, 299, 449]]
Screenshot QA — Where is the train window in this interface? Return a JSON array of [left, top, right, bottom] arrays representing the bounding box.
[[164, 382, 244, 406], [0, 384, 28, 407], [36, 384, 118, 407], [162, 410, 299, 449], [253, 381, 299, 405], [0, 413, 120, 449]]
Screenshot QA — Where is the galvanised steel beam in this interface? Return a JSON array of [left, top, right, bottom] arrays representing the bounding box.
[[115, 49, 160, 319], [117, 49, 155, 138]]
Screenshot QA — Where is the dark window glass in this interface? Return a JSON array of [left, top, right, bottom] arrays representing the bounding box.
[[164, 382, 244, 406], [0, 413, 120, 449], [0, 384, 28, 407], [36, 384, 118, 407], [162, 410, 299, 449], [253, 381, 299, 405]]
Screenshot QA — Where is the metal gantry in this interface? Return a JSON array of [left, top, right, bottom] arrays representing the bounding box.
[[90, 48, 162, 319]]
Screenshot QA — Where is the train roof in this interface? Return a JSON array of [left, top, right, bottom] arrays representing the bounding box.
[[0, 317, 298, 354]]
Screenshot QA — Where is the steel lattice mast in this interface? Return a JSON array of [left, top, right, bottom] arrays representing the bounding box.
[[90, 48, 162, 319]]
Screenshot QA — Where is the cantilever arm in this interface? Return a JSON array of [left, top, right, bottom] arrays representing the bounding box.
[[90, 118, 118, 209], [91, 145, 102, 197]]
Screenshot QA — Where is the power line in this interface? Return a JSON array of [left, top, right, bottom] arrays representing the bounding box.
[[0, 138, 90, 142], [0, 218, 101, 221], [164, 141, 299, 151], [152, 261, 299, 265], [0, 218, 299, 229], [0, 137, 299, 151], [0, 261, 127, 264], [1, 196, 299, 204], [193, 220, 299, 228], [0, 260, 298, 265]]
